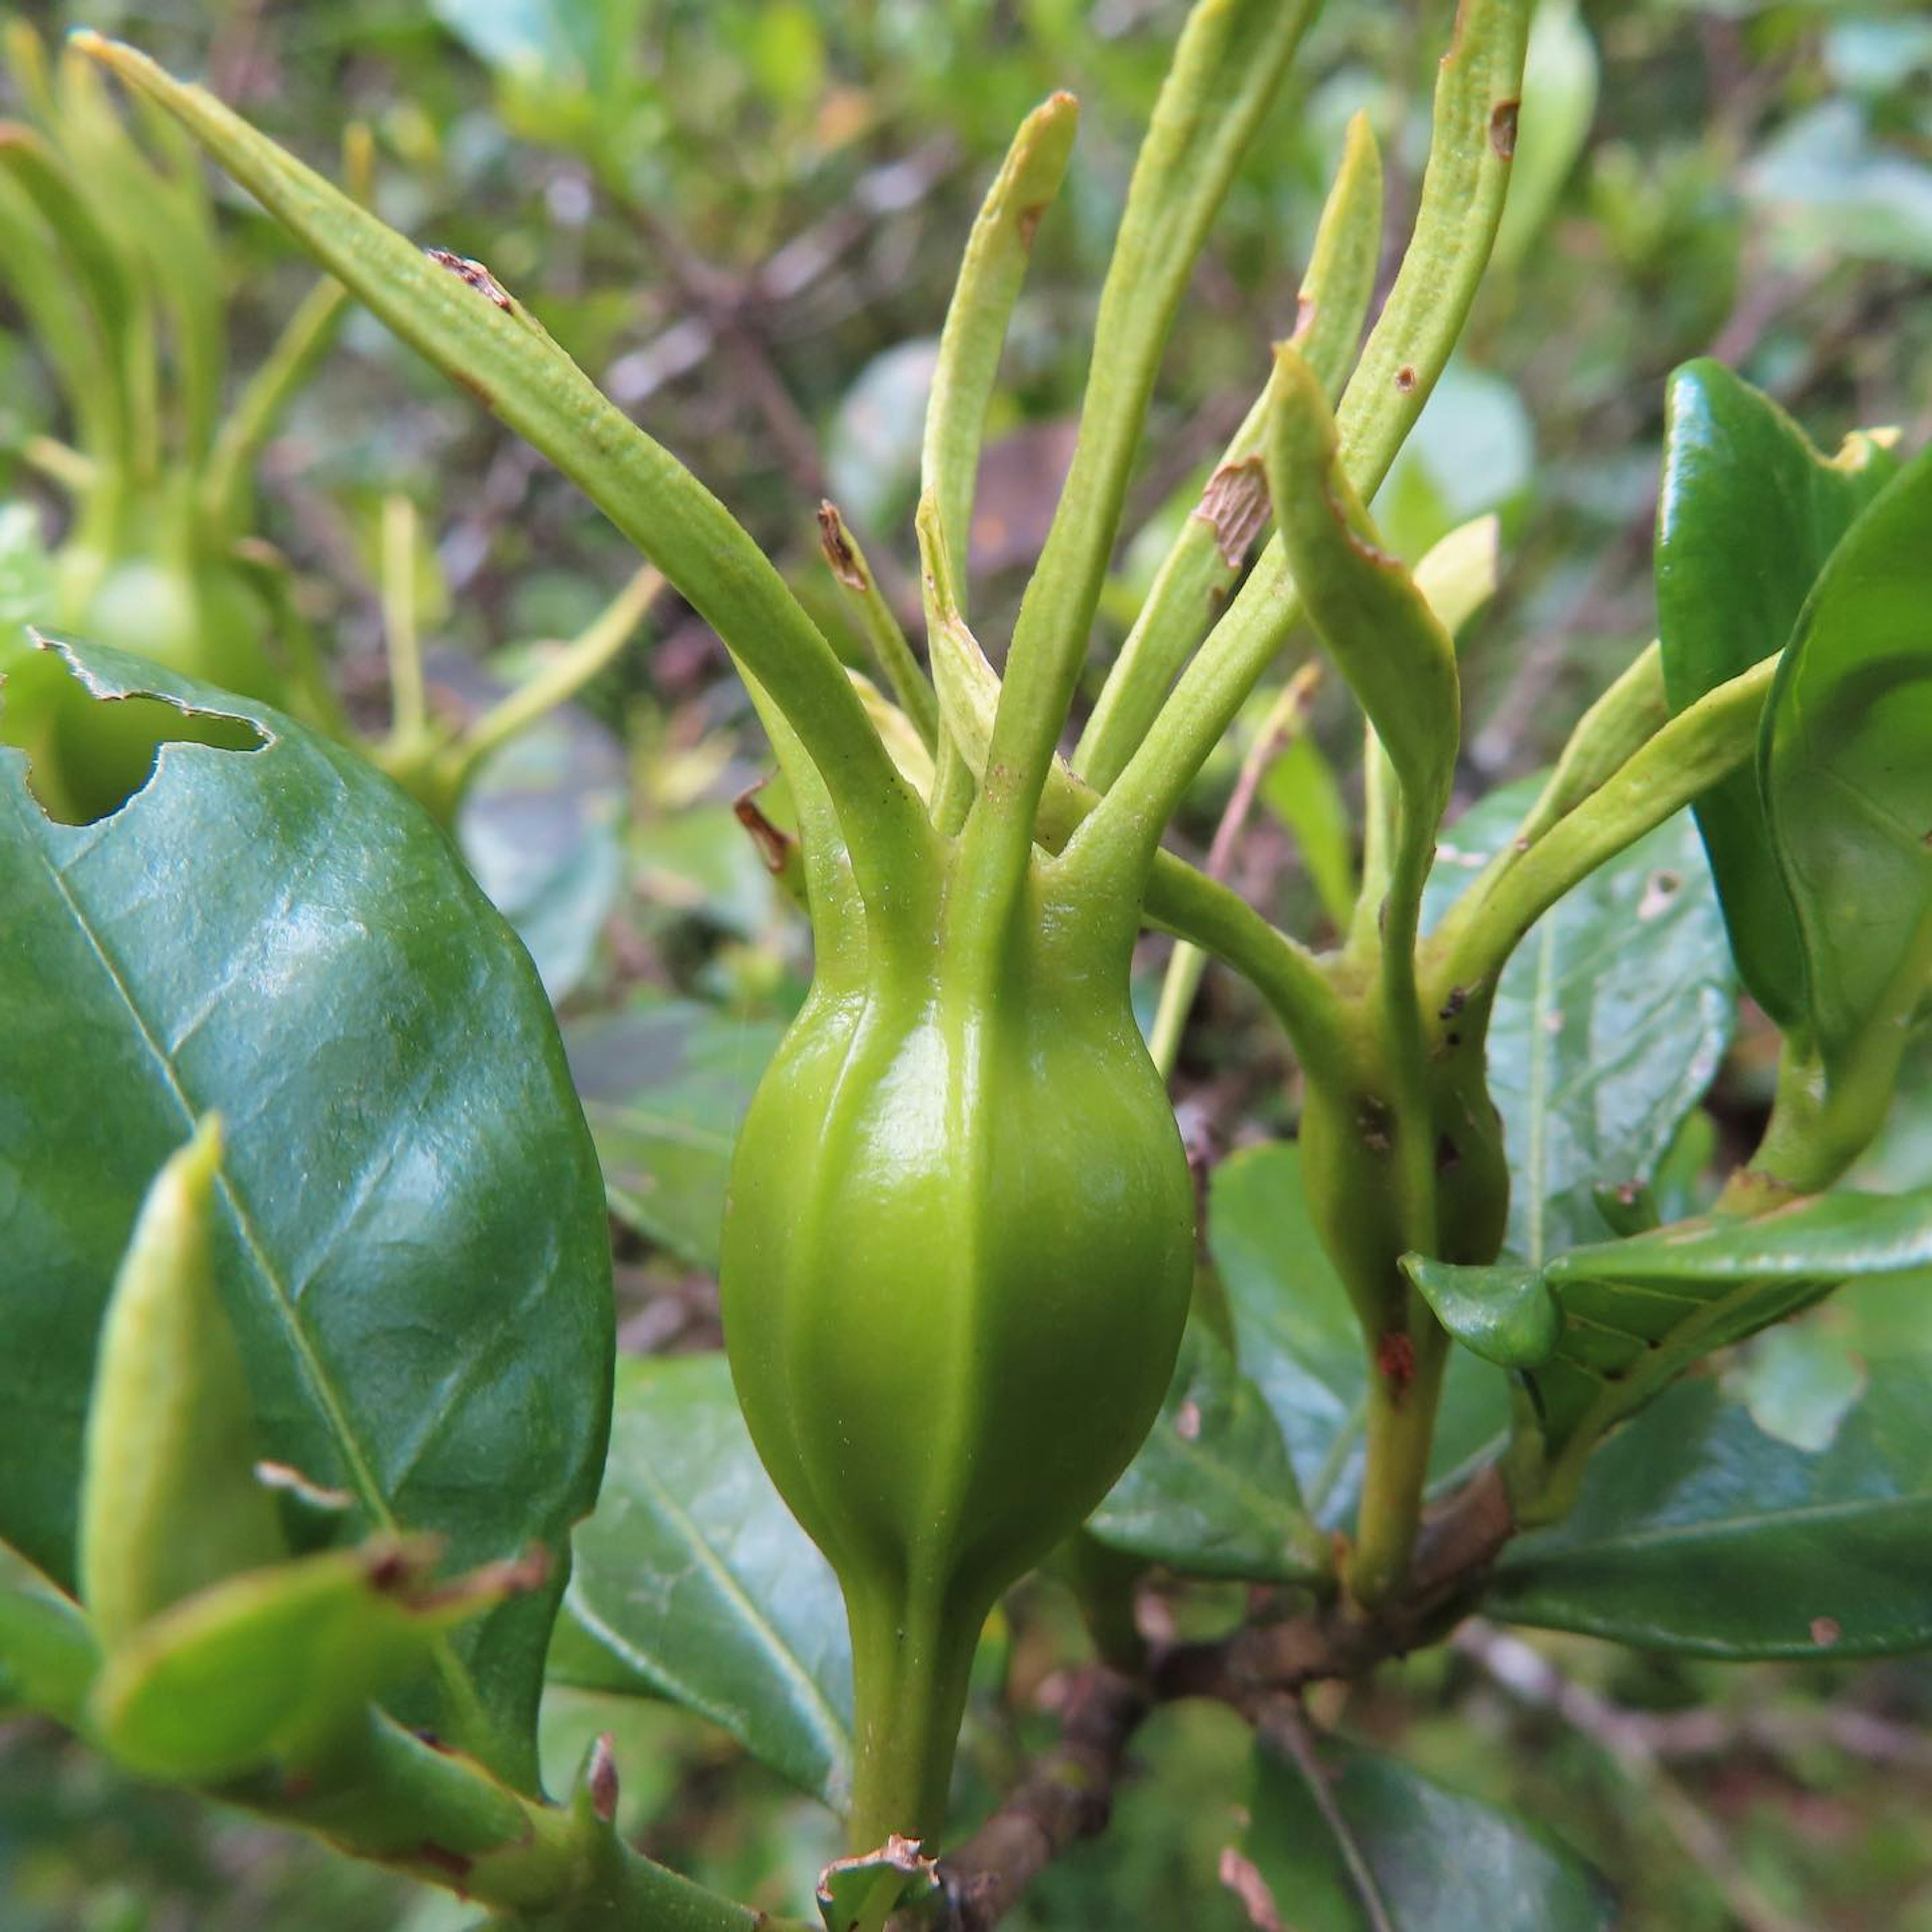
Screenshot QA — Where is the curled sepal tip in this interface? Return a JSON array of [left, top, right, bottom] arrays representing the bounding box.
[[1263, 345, 1458, 834], [89, 1535, 544, 1785]]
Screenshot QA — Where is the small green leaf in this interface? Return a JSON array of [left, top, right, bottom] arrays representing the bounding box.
[[1243, 1727, 1616, 1931], [551, 1354, 853, 1811], [79, 1118, 287, 1648], [1524, 1182, 1932, 1504], [1089, 1315, 1327, 1583], [1401, 1256, 1559, 1369], [566, 1000, 787, 1272], [1655, 359, 1899, 1027], [1492, 1363, 1932, 1657], [1763, 439, 1932, 1088], [90, 1538, 519, 1784]]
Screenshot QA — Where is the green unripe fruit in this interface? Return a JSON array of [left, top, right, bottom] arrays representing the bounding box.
[[720, 863, 1193, 1848]]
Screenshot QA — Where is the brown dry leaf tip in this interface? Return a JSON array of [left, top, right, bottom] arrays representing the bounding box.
[[815, 1834, 938, 1905], [733, 785, 795, 875], [816, 501, 868, 589], [588, 1733, 620, 1823], [1218, 1846, 1285, 1932], [1489, 99, 1520, 160], [1810, 1616, 1843, 1649], [1195, 456, 1270, 570], [424, 247, 513, 310]]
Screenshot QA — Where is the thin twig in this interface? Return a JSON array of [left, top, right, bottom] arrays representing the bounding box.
[[932, 1668, 1148, 1932]]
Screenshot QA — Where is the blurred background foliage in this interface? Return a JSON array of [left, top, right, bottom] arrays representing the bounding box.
[[1, 0, 1929, 1925]]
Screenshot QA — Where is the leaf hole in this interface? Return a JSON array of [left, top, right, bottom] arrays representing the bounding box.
[[2, 644, 267, 826]]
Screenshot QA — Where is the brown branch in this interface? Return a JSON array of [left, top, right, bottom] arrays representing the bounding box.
[[931, 1667, 1147, 1932], [919, 1466, 1514, 1930], [1152, 1464, 1513, 1712]]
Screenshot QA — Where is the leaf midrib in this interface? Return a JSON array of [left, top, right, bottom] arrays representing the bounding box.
[[28, 826, 496, 1751]]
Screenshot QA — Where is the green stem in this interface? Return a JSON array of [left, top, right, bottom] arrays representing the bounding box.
[[1432, 656, 1776, 1000], [1349, 1317, 1449, 1609], [203, 276, 349, 538], [380, 494, 428, 747], [817, 503, 937, 749], [843, 1578, 981, 1854], [456, 563, 664, 780], [237, 1710, 789, 1931], [1075, 107, 1383, 790], [1719, 1029, 1903, 1211], [959, 0, 1319, 932], [1084, 0, 1532, 856]]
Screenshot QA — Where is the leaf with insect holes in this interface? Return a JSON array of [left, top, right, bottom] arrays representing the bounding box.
[[0, 641, 611, 1789]]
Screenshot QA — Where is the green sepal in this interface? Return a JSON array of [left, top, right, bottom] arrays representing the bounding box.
[[1264, 344, 1458, 832], [1655, 360, 1901, 1027], [78, 1118, 287, 1649], [1400, 1255, 1560, 1369], [89, 1535, 530, 1784]]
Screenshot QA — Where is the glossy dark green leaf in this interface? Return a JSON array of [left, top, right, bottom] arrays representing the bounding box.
[[1243, 1728, 1616, 1932], [1492, 1362, 1932, 1656], [1523, 1181, 1932, 1480], [565, 1000, 787, 1272], [1762, 440, 1932, 1078], [1089, 1315, 1326, 1583], [1426, 780, 1734, 1264], [1655, 359, 1899, 1026], [1401, 1256, 1558, 1369], [0, 641, 612, 1788], [550, 1353, 852, 1810], [1209, 1144, 1508, 1530]]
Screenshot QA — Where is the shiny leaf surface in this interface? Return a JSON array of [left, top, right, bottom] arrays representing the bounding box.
[[1243, 1728, 1616, 1931], [1492, 1362, 1932, 1656], [1655, 359, 1898, 1025], [1426, 780, 1734, 1264], [0, 641, 612, 1786], [1089, 1315, 1326, 1583], [1762, 439, 1932, 1078], [1209, 1144, 1507, 1529], [551, 1353, 852, 1810]]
